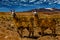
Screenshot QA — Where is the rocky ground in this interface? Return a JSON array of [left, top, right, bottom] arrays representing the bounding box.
[[0, 13, 60, 40]]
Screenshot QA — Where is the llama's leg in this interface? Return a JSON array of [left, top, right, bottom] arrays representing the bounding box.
[[20, 28, 23, 37], [41, 27, 44, 37], [25, 27, 31, 37], [53, 27, 56, 37], [17, 27, 24, 37], [29, 31, 31, 37], [27, 27, 34, 37], [50, 27, 53, 37], [28, 28, 31, 37], [28, 27, 33, 37], [42, 30, 44, 36], [31, 28, 34, 37], [50, 27, 56, 37], [17, 29, 21, 37], [29, 31, 34, 37], [32, 31, 34, 37]]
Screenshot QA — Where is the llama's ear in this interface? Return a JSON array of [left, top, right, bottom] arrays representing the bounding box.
[[11, 10, 15, 14]]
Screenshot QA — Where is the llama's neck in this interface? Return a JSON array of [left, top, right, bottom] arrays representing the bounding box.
[[11, 11, 16, 18]]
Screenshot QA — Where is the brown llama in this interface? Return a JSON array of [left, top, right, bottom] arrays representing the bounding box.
[[11, 11, 35, 37]]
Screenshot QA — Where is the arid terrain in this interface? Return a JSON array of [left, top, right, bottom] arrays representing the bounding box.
[[0, 11, 60, 40]]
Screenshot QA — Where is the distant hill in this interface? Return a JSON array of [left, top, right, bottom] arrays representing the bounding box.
[[28, 8, 60, 12]]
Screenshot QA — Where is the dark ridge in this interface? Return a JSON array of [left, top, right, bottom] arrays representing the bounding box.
[[27, 8, 60, 12]]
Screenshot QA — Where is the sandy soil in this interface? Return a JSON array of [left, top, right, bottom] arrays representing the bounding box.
[[0, 12, 60, 40]]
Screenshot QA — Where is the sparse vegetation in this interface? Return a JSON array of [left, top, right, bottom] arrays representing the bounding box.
[[0, 12, 60, 40]]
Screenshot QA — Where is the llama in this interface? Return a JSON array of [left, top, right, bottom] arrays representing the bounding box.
[[11, 11, 35, 37]]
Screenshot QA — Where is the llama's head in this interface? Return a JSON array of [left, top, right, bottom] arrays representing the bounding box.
[[32, 10, 37, 15], [11, 10, 16, 18]]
